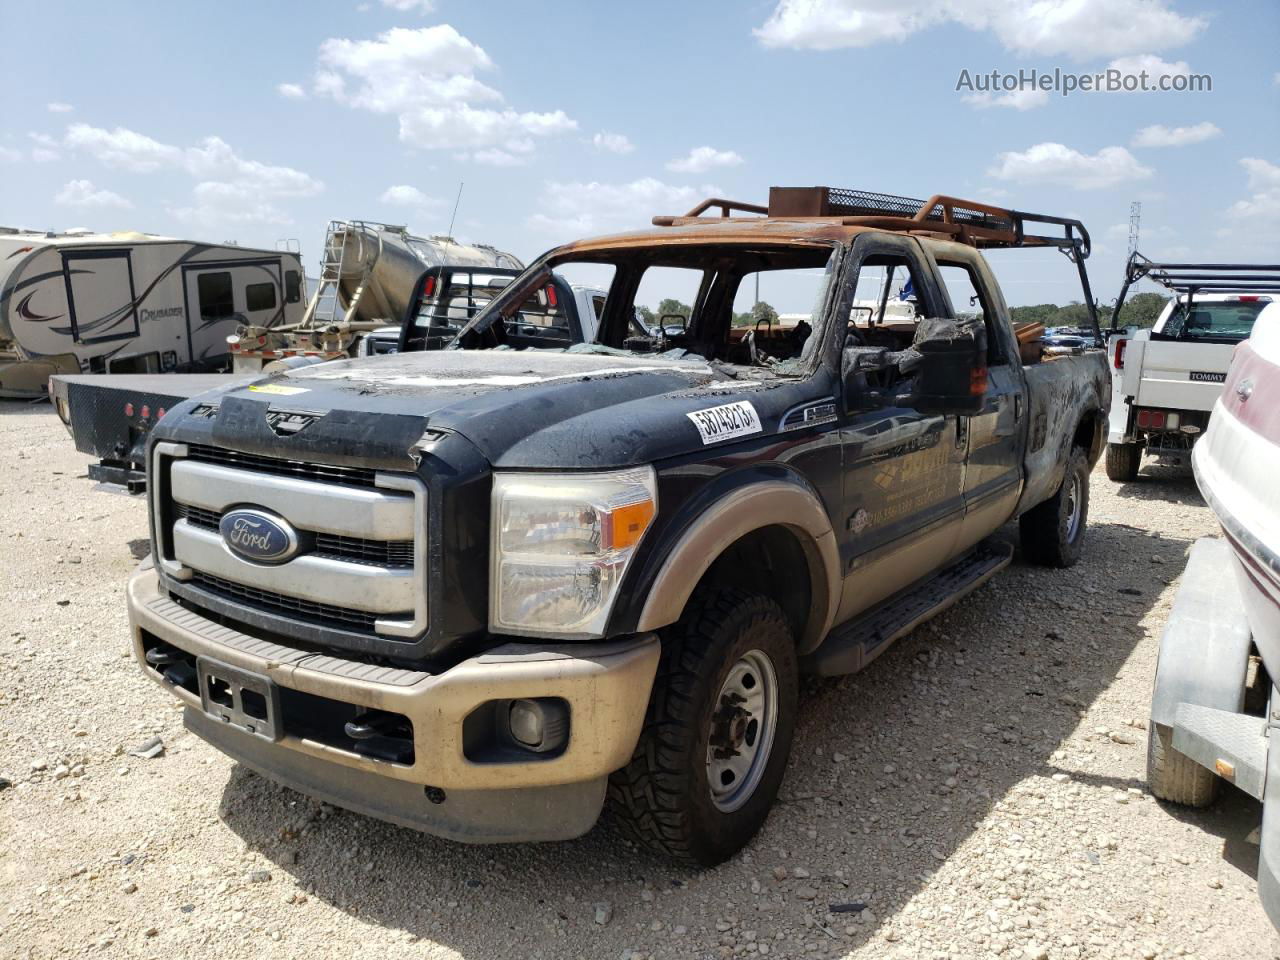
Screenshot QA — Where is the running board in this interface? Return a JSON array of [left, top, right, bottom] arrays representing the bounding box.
[[802, 539, 1013, 677]]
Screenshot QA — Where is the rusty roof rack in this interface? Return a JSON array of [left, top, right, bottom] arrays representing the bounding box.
[[656, 185, 1093, 258], [656, 185, 1102, 344]]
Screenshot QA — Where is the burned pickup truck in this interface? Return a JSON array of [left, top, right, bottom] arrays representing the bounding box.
[[129, 186, 1109, 864]]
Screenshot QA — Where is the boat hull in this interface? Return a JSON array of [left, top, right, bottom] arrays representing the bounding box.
[[1193, 335, 1280, 676]]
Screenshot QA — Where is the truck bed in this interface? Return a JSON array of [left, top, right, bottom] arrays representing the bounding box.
[[1019, 349, 1111, 512], [50, 373, 249, 492]]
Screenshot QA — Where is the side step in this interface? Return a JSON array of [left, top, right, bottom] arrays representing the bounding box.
[[802, 539, 1013, 677]]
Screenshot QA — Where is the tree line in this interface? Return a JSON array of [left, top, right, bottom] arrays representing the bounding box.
[[1010, 292, 1169, 329], [637, 291, 1171, 330]]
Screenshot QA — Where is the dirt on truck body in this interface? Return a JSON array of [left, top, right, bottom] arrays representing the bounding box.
[[129, 185, 1110, 865]]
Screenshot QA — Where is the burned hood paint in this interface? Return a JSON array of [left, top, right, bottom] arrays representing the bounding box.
[[168, 350, 821, 470]]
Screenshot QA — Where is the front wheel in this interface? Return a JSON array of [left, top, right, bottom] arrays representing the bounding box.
[[1020, 446, 1090, 568], [607, 588, 798, 866]]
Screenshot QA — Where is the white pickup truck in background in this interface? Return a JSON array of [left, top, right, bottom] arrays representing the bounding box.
[[1105, 255, 1280, 482]]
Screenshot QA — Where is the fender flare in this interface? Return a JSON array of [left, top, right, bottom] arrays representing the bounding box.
[[635, 479, 841, 653], [1150, 536, 1252, 729]]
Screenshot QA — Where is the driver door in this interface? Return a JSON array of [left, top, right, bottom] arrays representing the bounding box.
[[834, 235, 967, 623]]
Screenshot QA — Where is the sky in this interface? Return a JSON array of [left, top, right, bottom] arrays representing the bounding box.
[[1, 0, 1276, 310]]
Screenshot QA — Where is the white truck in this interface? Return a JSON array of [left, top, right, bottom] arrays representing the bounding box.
[[1104, 254, 1280, 481]]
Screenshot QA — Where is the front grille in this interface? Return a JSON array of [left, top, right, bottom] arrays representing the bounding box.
[[175, 504, 414, 568], [177, 504, 222, 528], [186, 443, 379, 490], [191, 572, 393, 633], [314, 532, 414, 567], [161, 443, 427, 652]]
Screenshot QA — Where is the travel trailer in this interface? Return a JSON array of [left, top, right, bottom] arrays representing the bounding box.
[[0, 228, 305, 398]]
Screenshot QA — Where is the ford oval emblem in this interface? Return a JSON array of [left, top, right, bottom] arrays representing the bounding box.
[[219, 509, 299, 565]]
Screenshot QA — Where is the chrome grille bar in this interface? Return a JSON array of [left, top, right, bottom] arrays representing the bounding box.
[[157, 444, 428, 641]]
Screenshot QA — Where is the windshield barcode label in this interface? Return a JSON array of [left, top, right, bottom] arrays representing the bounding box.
[[687, 401, 763, 445]]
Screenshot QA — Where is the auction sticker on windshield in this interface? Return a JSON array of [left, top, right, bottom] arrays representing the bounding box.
[[687, 400, 763, 445]]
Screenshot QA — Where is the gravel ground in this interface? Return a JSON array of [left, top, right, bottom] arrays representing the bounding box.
[[2, 403, 1278, 960]]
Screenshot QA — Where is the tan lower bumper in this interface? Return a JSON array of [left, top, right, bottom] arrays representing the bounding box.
[[127, 564, 659, 792]]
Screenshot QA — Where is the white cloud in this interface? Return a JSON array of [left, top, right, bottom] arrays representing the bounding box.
[[666, 146, 744, 174], [46, 102, 73, 113], [989, 142, 1153, 190], [754, 0, 1205, 59], [962, 87, 1049, 111], [65, 123, 321, 194], [183, 136, 323, 196], [1104, 54, 1192, 89], [592, 131, 635, 155], [173, 182, 291, 226], [381, 0, 434, 11], [277, 82, 307, 99], [527, 177, 717, 238], [1131, 121, 1221, 148], [64, 123, 181, 172], [379, 184, 438, 206], [55, 179, 132, 209], [313, 26, 575, 155], [1226, 158, 1280, 222], [470, 147, 531, 167], [0, 146, 21, 163], [64, 122, 323, 226]]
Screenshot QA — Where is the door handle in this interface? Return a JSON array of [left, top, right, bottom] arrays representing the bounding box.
[[1014, 394, 1023, 420]]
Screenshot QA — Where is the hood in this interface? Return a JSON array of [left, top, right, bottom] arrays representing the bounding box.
[[183, 349, 813, 470]]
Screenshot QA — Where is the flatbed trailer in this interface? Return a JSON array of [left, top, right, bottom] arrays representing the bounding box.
[[49, 374, 250, 492]]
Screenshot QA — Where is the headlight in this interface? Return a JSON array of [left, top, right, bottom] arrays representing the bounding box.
[[490, 467, 656, 637]]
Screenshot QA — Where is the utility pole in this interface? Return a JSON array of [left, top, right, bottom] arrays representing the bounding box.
[[1127, 200, 1142, 259]]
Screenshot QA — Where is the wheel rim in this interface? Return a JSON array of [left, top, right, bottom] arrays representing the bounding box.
[[1065, 471, 1083, 542], [706, 649, 779, 813]]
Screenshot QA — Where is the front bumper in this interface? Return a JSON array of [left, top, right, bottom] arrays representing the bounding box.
[[128, 563, 660, 842]]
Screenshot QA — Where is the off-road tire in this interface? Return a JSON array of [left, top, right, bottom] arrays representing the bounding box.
[[1146, 722, 1218, 807], [1105, 442, 1141, 482], [1020, 446, 1090, 568], [607, 588, 798, 866]]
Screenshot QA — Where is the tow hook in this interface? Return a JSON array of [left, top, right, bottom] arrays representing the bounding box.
[[145, 645, 195, 688], [344, 710, 415, 765]]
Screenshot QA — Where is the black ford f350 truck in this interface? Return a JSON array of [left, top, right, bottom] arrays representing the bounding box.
[[128, 187, 1110, 865]]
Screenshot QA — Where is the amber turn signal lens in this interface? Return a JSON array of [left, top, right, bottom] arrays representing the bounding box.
[[605, 499, 655, 550], [969, 366, 989, 396]]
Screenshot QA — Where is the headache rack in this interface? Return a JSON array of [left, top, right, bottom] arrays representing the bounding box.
[[656, 185, 1101, 343], [1110, 251, 1280, 330]]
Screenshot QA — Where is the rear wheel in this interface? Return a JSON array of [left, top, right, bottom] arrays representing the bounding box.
[[607, 588, 798, 866], [1146, 722, 1218, 807], [1020, 447, 1090, 568], [1105, 442, 1141, 482]]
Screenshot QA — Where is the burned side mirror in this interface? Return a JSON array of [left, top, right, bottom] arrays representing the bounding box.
[[841, 343, 892, 410], [909, 317, 987, 416]]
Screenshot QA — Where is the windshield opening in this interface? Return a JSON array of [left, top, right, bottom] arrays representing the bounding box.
[[454, 242, 839, 378], [1161, 298, 1271, 341]]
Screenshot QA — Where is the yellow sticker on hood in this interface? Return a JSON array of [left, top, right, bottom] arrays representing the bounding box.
[[247, 383, 309, 396]]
